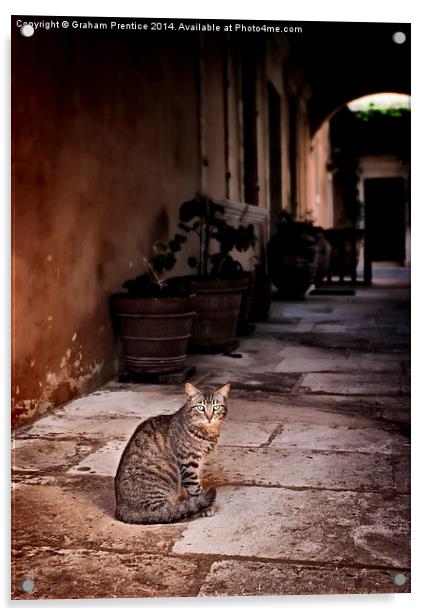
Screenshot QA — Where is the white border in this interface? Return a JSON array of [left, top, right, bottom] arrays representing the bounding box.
[[3, 1, 425, 614]]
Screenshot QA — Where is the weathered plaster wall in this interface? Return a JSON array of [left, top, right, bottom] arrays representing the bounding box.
[[225, 42, 243, 203], [204, 36, 227, 200], [332, 171, 345, 228], [12, 30, 200, 426], [296, 103, 312, 221], [308, 122, 333, 228], [264, 37, 290, 231]]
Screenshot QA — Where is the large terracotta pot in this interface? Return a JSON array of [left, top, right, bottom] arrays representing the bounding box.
[[185, 278, 247, 350], [268, 222, 319, 299], [110, 294, 195, 374]]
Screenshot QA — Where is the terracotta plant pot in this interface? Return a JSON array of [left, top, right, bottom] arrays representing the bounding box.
[[184, 278, 247, 351], [268, 221, 319, 299], [110, 294, 195, 374]]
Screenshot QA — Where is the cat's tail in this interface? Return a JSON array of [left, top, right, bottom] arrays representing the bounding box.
[[116, 487, 217, 525]]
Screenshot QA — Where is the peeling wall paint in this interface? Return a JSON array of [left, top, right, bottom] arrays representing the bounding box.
[[12, 358, 105, 427]]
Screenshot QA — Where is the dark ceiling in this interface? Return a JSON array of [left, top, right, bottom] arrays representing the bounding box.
[[288, 21, 411, 134]]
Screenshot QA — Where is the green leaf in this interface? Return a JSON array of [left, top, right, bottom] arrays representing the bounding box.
[[188, 256, 198, 268]]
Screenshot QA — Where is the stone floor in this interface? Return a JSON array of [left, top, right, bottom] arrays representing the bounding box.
[[11, 267, 411, 599]]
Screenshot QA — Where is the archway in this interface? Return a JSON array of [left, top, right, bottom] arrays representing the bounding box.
[[307, 92, 410, 283]]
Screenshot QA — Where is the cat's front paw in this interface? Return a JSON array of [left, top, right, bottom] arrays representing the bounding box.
[[199, 505, 216, 518]]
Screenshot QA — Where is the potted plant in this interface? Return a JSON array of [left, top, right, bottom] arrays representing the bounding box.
[[173, 194, 256, 351], [267, 212, 320, 299], [109, 247, 196, 376]]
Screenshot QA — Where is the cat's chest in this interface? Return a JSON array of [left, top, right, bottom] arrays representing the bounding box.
[[181, 431, 217, 461], [191, 434, 216, 457]]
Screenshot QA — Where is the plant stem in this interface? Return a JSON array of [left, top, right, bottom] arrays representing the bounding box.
[[142, 257, 166, 290], [203, 196, 210, 277], [197, 198, 203, 277]]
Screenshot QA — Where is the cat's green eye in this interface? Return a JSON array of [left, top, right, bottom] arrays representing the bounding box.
[[213, 404, 222, 412], [196, 404, 205, 412]]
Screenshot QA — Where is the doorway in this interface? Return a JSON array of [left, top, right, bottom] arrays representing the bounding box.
[[364, 177, 406, 262]]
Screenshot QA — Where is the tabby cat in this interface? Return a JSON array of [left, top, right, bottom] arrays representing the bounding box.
[[115, 382, 230, 524]]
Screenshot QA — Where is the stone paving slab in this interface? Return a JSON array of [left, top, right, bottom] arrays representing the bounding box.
[[275, 345, 348, 373], [299, 372, 409, 396], [12, 548, 204, 599], [12, 439, 94, 472], [259, 300, 342, 321], [370, 340, 410, 353], [202, 371, 302, 394], [203, 447, 394, 492], [227, 392, 409, 420], [275, 347, 406, 374], [236, 334, 301, 358], [312, 324, 351, 334], [12, 480, 184, 556], [281, 395, 410, 424], [218, 420, 279, 447], [198, 559, 410, 596], [56, 389, 183, 418], [67, 440, 124, 477], [173, 486, 410, 568], [256, 322, 314, 334], [270, 425, 408, 454], [392, 446, 411, 493], [346, 352, 407, 373], [16, 415, 142, 441], [297, 332, 372, 350], [190, 349, 284, 375], [227, 399, 378, 426], [348, 349, 409, 361]]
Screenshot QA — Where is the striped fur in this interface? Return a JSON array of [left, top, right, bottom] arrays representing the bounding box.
[[115, 382, 230, 524]]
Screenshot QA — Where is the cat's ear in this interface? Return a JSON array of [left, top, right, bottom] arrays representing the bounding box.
[[185, 383, 201, 398], [215, 383, 231, 398]]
